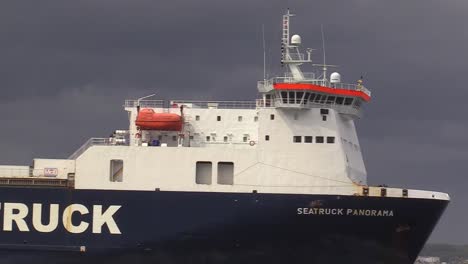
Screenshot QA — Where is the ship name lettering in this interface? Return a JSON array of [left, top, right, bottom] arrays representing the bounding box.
[[0, 203, 121, 234], [297, 208, 344, 215], [297, 207, 394, 217]]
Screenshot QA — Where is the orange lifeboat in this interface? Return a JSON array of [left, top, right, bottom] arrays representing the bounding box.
[[135, 109, 183, 131]]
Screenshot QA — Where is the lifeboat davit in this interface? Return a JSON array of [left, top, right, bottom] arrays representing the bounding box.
[[135, 109, 183, 131]]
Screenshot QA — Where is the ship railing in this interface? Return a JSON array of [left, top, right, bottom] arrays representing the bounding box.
[[68, 138, 127, 159], [284, 53, 305, 61], [269, 77, 371, 97], [124, 100, 165, 108], [284, 72, 316, 79], [203, 141, 251, 145], [0, 168, 45, 178], [170, 100, 257, 109]]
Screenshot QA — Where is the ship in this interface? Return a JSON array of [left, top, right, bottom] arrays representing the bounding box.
[[0, 10, 449, 264]]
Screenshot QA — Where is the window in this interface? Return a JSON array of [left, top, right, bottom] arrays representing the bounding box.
[[327, 137, 335, 144], [288, 92, 295, 104], [326, 96, 335, 104], [195, 115, 200, 121], [172, 135, 177, 141], [270, 114, 275, 120], [254, 116, 259, 122], [316, 136, 324, 143], [320, 109, 329, 115], [238, 116, 243, 122], [223, 136, 228, 142], [189, 135, 194, 140], [304, 136, 313, 143], [322, 116, 327, 121], [314, 94, 322, 103], [309, 93, 316, 102], [110, 160, 123, 182], [206, 136, 210, 142], [336, 97, 344, 105], [217, 116, 221, 121], [296, 92, 304, 104], [320, 95, 327, 104], [217, 162, 234, 185], [196, 162, 212, 185], [304, 92, 310, 102], [293, 136, 302, 143], [243, 136, 248, 142], [265, 135, 270, 141], [344, 98, 354, 105], [281, 92, 288, 103]]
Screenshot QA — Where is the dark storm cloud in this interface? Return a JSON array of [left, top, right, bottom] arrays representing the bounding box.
[[1, 0, 467, 243]]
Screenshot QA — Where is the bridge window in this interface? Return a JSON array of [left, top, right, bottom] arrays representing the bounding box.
[[238, 116, 243, 122], [326, 96, 335, 104], [327, 137, 335, 144], [320, 95, 327, 104], [206, 136, 210, 142], [336, 97, 344, 105], [309, 93, 317, 102], [293, 136, 302, 143], [217, 116, 221, 121], [322, 116, 327, 121], [270, 114, 275, 120], [195, 115, 200, 121], [296, 92, 304, 104], [281, 92, 288, 103], [305, 136, 313, 143], [110, 160, 123, 182], [288, 92, 295, 104], [304, 92, 310, 102], [265, 135, 270, 141], [316, 136, 324, 143], [217, 162, 234, 185], [314, 94, 322, 103], [196, 162, 212, 185], [344, 98, 354, 105]]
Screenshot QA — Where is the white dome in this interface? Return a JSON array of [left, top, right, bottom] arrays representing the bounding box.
[[330, 72, 341, 83], [291, 34, 301, 46]]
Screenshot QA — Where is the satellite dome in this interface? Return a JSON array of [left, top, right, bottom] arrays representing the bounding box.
[[330, 72, 341, 84], [291, 34, 302, 46]]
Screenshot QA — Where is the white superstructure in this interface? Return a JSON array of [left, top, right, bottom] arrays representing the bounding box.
[[0, 10, 449, 202]]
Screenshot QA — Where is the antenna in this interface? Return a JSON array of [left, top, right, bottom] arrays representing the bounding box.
[[321, 24, 327, 81], [262, 24, 266, 81]]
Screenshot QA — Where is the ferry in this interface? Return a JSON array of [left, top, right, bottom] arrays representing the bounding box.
[[0, 10, 449, 264]]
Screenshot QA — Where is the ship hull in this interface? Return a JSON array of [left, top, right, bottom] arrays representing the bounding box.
[[0, 187, 448, 264]]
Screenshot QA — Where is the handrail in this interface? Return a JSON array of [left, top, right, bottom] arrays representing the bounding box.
[[170, 100, 257, 109], [258, 78, 371, 97], [124, 100, 164, 108], [0, 168, 58, 178], [68, 138, 124, 159]]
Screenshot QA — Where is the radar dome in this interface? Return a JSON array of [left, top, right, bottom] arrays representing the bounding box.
[[291, 34, 301, 46], [330, 72, 341, 83]]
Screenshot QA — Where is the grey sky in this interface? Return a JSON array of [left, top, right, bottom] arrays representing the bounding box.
[[1, 0, 467, 243]]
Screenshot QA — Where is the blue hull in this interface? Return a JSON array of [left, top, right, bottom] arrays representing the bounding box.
[[0, 187, 448, 264]]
